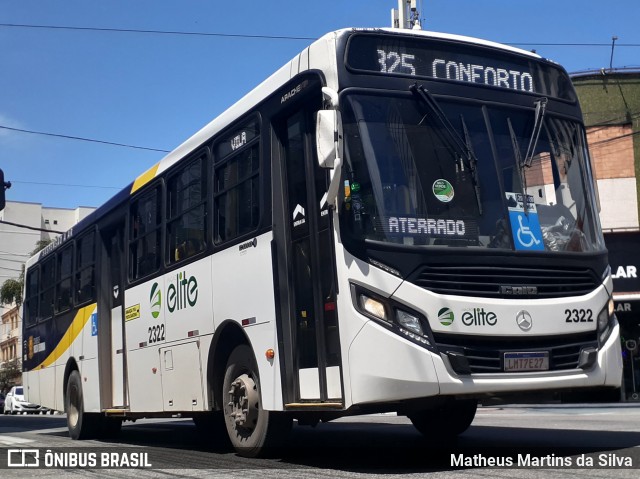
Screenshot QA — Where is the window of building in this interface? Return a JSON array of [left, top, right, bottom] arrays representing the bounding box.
[[214, 120, 260, 244], [129, 185, 162, 280], [166, 154, 207, 264]]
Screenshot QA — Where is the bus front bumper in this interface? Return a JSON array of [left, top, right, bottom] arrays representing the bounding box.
[[347, 318, 622, 406]]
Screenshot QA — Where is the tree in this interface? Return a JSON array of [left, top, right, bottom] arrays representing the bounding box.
[[0, 278, 22, 307], [0, 238, 52, 307], [29, 240, 53, 257], [0, 358, 21, 393]]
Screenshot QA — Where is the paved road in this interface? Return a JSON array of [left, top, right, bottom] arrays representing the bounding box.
[[1, 404, 640, 478]]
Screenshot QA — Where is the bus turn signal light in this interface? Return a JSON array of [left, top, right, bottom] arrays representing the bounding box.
[[266, 349, 275, 360]]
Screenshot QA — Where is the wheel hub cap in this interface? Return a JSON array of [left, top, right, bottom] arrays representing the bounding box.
[[227, 373, 259, 430]]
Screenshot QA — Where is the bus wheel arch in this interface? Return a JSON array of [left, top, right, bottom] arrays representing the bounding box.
[[207, 320, 251, 412], [63, 359, 100, 440], [222, 344, 291, 456], [62, 358, 79, 411]]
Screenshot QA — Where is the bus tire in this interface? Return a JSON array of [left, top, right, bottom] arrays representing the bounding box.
[[408, 399, 477, 438], [222, 345, 291, 457], [66, 370, 101, 440]]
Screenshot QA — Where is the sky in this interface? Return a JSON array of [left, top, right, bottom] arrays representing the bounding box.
[[1, 0, 639, 210]]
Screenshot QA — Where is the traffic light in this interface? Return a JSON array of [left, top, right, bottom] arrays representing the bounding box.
[[0, 168, 11, 211]]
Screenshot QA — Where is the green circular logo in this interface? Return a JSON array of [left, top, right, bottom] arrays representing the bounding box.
[[438, 307, 454, 326], [432, 179, 454, 203], [150, 282, 162, 319]]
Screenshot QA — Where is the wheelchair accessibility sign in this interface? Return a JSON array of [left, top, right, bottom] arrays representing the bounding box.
[[506, 192, 544, 251]]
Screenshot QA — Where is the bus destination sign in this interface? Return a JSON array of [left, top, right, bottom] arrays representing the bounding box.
[[346, 34, 575, 100]]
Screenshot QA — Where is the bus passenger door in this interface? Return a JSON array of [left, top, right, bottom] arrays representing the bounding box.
[[98, 220, 127, 409], [274, 97, 343, 405]]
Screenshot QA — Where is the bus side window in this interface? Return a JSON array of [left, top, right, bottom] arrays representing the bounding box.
[[167, 153, 207, 264], [213, 119, 260, 245], [75, 231, 96, 305], [39, 257, 56, 321], [129, 185, 161, 281], [25, 267, 40, 327], [55, 245, 73, 313]]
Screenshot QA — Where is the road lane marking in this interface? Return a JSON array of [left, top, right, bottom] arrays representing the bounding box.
[[0, 435, 35, 445]]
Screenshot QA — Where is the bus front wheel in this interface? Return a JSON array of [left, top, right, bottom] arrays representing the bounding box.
[[408, 399, 477, 438], [222, 345, 291, 457], [66, 370, 101, 440]]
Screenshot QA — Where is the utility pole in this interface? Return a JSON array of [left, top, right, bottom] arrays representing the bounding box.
[[609, 35, 618, 71], [391, 0, 422, 30]]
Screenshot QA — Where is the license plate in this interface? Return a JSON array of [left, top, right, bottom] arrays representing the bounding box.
[[503, 352, 549, 372]]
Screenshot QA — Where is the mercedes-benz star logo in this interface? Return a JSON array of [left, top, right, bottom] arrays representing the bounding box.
[[516, 310, 533, 331]]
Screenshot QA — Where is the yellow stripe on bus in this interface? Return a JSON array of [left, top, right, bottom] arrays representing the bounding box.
[[131, 163, 160, 194], [36, 304, 96, 369]]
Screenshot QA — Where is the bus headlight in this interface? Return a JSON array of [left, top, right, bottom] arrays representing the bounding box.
[[597, 298, 615, 344], [359, 294, 388, 322], [396, 310, 424, 336], [352, 284, 436, 352]]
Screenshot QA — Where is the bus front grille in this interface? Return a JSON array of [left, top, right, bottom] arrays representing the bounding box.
[[411, 265, 600, 299], [433, 332, 598, 374]]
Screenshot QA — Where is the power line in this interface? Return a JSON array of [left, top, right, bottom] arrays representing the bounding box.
[[2, 23, 640, 48], [588, 129, 640, 148], [0, 257, 30, 264], [0, 23, 316, 41], [0, 251, 30, 257], [2, 259, 25, 271], [0, 270, 23, 276], [584, 111, 640, 135], [10, 180, 120, 190], [0, 125, 170, 153], [0, 219, 65, 234], [1, 120, 638, 192], [510, 42, 640, 48], [0, 230, 41, 237]]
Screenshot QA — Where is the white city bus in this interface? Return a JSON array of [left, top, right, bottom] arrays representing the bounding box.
[[22, 28, 622, 456]]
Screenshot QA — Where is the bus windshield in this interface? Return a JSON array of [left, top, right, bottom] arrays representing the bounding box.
[[341, 92, 604, 253]]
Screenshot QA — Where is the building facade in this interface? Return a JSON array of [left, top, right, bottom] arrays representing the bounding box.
[[0, 200, 95, 286], [0, 305, 20, 389], [0, 201, 95, 379], [572, 68, 640, 400]]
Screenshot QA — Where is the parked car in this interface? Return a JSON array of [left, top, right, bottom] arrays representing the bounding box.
[[0, 392, 5, 410], [3, 386, 40, 414]]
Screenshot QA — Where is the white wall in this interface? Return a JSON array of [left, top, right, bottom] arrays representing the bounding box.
[[0, 201, 96, 315], [597, 178, 640, 231]]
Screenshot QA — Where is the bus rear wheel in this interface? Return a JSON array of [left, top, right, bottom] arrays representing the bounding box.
[[222, 345, 291, 457], [66, 370, 101, 440], [408, 399, 477, 438]]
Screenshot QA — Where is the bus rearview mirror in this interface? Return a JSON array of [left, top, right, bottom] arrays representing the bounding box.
[[316, 110, 343, 169], [316, 110, 343, 208]]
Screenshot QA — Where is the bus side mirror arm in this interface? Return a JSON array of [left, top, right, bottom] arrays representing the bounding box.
[[316, 87, 343, 208]]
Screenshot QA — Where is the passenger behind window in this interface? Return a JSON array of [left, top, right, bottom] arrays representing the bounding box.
[[175, 238, 204, 262]]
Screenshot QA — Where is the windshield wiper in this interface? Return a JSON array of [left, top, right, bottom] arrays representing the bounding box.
[[508, 97, 548, 214], [409, 83, 482, 214], [523, 97, 548, 167], [460, 115, 482, 214], [507, 117, 530, 214]]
